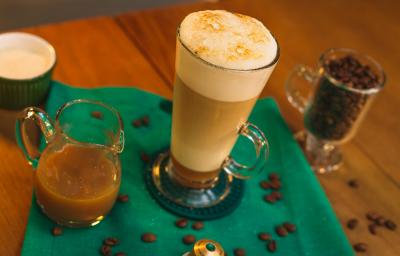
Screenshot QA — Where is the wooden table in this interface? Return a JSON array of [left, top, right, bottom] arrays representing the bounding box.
[[1, 0, 399, 255]]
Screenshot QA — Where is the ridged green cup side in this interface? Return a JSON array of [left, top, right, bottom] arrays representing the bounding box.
[[0, 67, 54, 110]]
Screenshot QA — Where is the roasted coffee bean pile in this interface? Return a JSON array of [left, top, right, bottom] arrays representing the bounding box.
[[131, 115, 150, 128], [346, 211, 396, 253], [261, 172, 283, 204], [99, 237, 125, 256], [304, 55, 380, 141]]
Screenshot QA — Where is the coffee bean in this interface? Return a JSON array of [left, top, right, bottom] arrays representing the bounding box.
[[375, 216, 385, 226], [182, 234, 196, 245], [132, 119, 142, 128], [117, 194, 129, 203], [366, 212, 379, 222], [104, 237, 119, 246], [271, 191, 282, 200], [263, 194, 276, 204], [141, 232, 157, 243], [91, 111, 103, 120], [347, 179, 359, 188], [353, 243, 367, 252], [233, 248, 246, 256], [257, 232, 271, 241], [385, 220, 397, 230], [283, 222, 296, 233], [368, 224, 377, 235], [259, 180, 271, 190], [270, 180, 281, 190], [51, 226, 63, 236], [114, 253, 126, 256], [268, 172, 280, 181], [267, 240, 277, 253], [100, 245, 112, 256], [140, 152, 150, 163], [347, 219, 358, 230], [275, 225, 288, 237], [142, 116, 150, 126], [175, 218, 188, 228], [192, 221, 204, 230]]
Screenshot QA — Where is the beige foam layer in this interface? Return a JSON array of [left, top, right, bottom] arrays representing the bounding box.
[[176, 10, 278, 102], [176, 39, 276, 102]]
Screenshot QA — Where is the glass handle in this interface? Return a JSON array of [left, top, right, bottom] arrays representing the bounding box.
[[15, 107, 56, 168], [222, 122, 269, 180], [285, 64, 317, 113]]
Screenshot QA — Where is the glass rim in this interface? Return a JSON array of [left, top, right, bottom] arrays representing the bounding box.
[[319, 48, 386, 95], [54, 98, 124, 148], [176, 26, 280, 72]]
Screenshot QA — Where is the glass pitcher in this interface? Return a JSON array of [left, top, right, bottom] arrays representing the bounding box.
[[16, 99, 124, 227], [285, 48, 385, 173]]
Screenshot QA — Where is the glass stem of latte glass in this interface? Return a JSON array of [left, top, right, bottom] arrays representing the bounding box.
[[285, 48, 385, 173]]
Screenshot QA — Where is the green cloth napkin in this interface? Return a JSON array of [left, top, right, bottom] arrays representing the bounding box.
[[21, 81, 353, 256]]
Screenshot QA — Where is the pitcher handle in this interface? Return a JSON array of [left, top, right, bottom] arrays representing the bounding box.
[[16, 107, 56, 168], [285, 64, 318, 113], [222, 122, 269, 180]]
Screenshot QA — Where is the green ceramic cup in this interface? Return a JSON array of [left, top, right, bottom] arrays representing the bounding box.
[[0, 32, 56, 110]]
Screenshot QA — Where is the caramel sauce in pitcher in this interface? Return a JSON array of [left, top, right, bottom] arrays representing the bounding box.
[[35, 143, 120, 227]]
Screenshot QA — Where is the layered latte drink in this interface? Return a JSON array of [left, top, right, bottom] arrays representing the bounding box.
[[171, 10, 278, 188]]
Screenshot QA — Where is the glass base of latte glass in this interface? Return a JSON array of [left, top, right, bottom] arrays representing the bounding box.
[[151, 152, 233, 208], [295, 131, 343, 174], [36, 199, 106, 228]]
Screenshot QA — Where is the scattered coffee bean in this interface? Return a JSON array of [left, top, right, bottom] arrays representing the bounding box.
[[140, 152, 150, 163], [103, 237, 119, 246], [366, 212, 379, 222], [175, 218, 188, 228], [132, 119, 142, 128], [275, 225, 288, 237], [117, 194, 129, 203], [271, 191, 282, 200], [91, 111, 103, 120], [192, 221, 204, 230], [283, 222, 296, 233], [353, 243, 367, 252], [142, 116, 150, 126], [114, 253, 126, 256], [182, 234, 196, 245], [268, 172, 280, 181], [270, 179, 281, 190], [100, 245, 112, 256], [375, 216, 385, 226], [384, 220, 397, 230], [368, 224, 377, 235], [259, 180, 271, 190], [51, 226, 63, 236], [257, 232, 271, 241], [267, 240, 277, 253], [263, 194, 276, 204], [233, 248, 246, 256], [348, 179, 359, 188], [141, 232, 157, 243], [347, 218, 358, 230]]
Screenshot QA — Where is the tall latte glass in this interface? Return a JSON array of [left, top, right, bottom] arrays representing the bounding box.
[[151, 10, 279, 209]]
